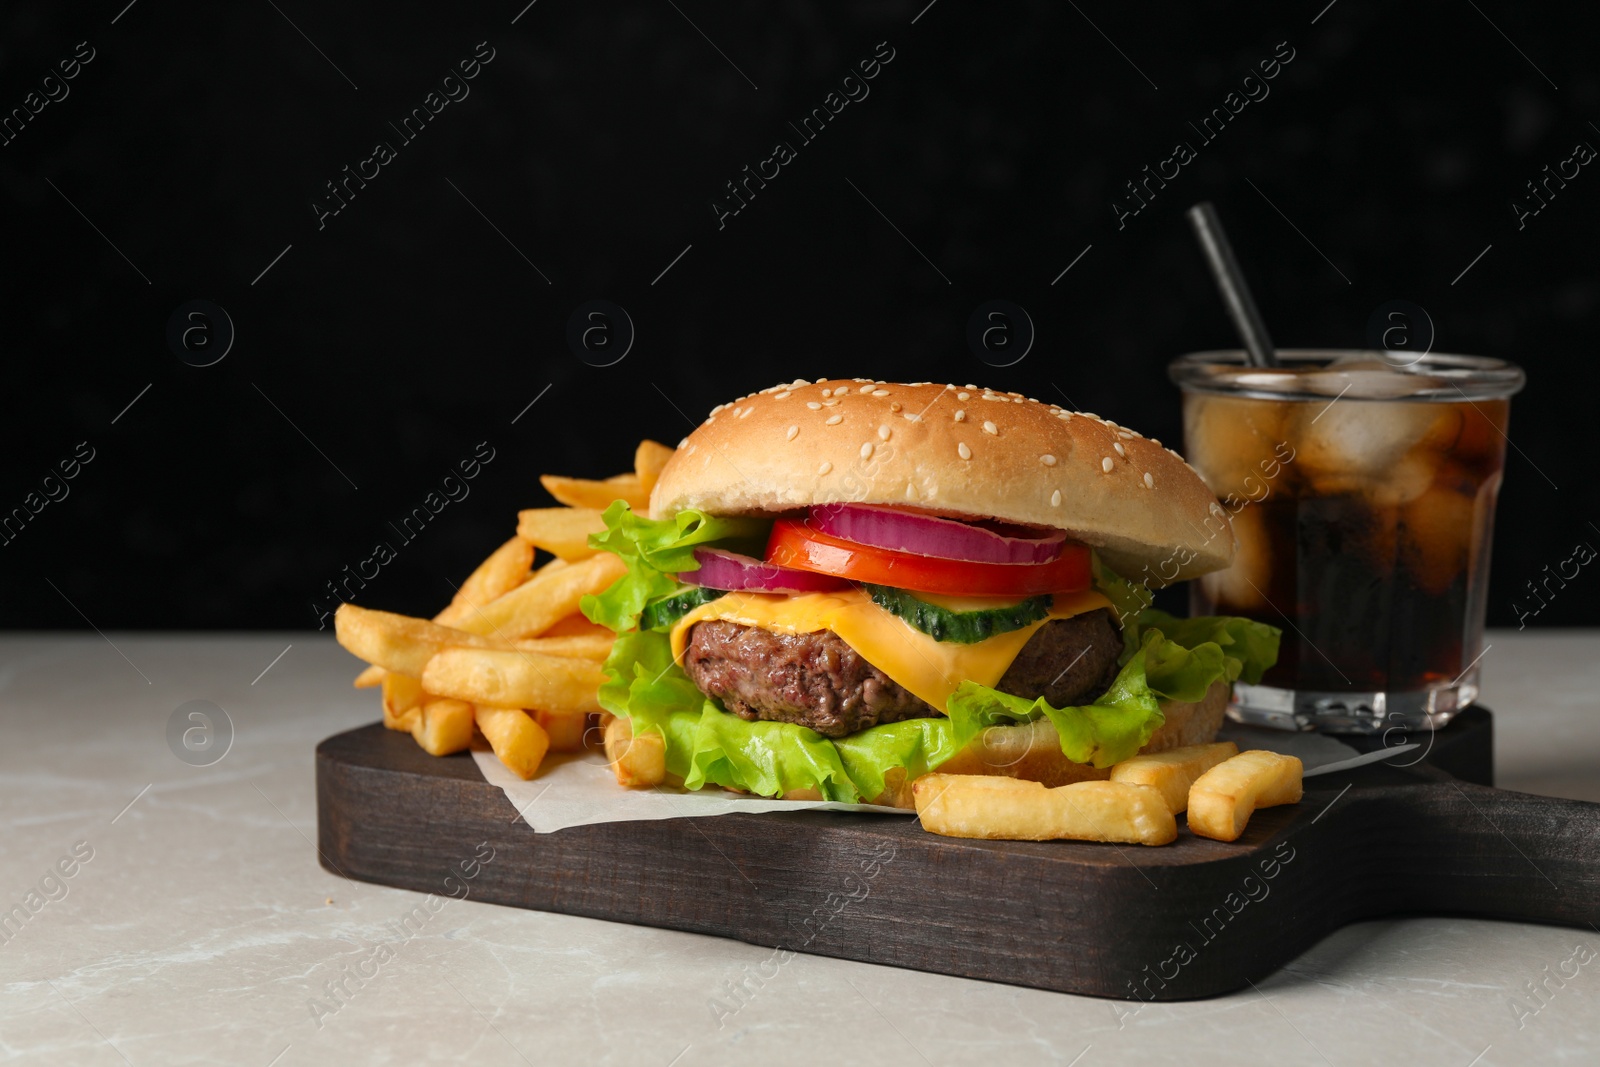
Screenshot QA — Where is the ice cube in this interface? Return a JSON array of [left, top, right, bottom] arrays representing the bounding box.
[[1182, 393, 1290, 499], [1195, 505, 1276, 614], [1290, 399, 1453, 495], [1400, 484, 1478, 596], [1302, 360, 1449, 399]]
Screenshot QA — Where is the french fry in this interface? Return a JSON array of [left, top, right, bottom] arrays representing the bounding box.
[[634, 440, 675, 497], [513, 633, 615, 661], [382, 672, 426, 732], [540, 473, 651, 512], [541, 613, 611, 638], [1186, 750, 1304, 843], [912, 774, 1177, 845], [355, 537, 535, 687], [421, 647, 605, 714], [474, 705, 550, 779], [335, 603, 509, 677], [535, 709, 588, 752], [454, 552, 625, 640], [603, 715, 666, 788], [1110, 741, 1240, 814], [516, 507, 607, 562], [412, 698, 475, 756], [435, 537, 535, 626]]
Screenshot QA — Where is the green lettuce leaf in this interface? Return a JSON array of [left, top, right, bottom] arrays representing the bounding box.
[[943, 631, 1167, 768], [597, 630, 869, 801], [1090, 551, 1155, 632], [579, 502, 768, 632], [1136, 608, 1280, 688]]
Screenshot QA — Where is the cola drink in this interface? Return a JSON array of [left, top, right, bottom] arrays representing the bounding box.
[[1170, 351, 1524, 732]]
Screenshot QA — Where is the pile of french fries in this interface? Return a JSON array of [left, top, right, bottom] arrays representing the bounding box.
[[912, 745, 1304, 846], [335, 440, 676, 782]]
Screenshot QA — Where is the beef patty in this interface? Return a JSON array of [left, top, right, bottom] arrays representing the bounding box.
[[682, 608, 1124, 738]]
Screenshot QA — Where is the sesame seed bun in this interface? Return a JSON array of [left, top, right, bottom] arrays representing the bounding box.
[[651, 379, 1233, 582]]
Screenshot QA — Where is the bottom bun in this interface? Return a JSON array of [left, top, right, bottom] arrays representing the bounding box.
[[865, 680, 1231, 809]]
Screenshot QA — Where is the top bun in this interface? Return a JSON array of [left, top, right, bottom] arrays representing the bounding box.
[[650, 379, 1234, 582]]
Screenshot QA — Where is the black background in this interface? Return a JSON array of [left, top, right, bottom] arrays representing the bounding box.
[[2, 1, 1596, 630]]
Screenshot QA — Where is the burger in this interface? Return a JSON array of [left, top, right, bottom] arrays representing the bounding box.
[[580, 379, 1279, 807]]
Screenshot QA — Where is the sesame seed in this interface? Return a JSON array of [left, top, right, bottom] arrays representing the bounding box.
[[823, 398, 839, 406], [1101, 457, 1114, 473], [821, 388, 833, 398], [807, 401, 822, 410], [1058, 411, 1073, 420], [903, 412, 922, 422], [860, 442, 874, 460], [1151, 439, 1162, 448], [957, 392, 970, 401], [1006, 391, 1022, 399], [982, 420, 998, 436], [1118, 430, 1134, 439], [786, 425, 799, 441], [877, 425, 891, 441], [1143, 472, 1154, 488], [905, 483, 916, 500], [818, 461, 833, 475], [1051, 489, 1062, 507], [871, 389, 889, 397], [859, 384, 875, 394], [954, 409, 966, 422], [1113, 441, 1126, 457], [957, 442, 972, 460], [825, 414, 843, 426], [889, 402, 902, 412], [1041, 454, 1057, 466], [678, 437, 689, 448], [739, 406, 754, 418], [775, 391, 791, 400]]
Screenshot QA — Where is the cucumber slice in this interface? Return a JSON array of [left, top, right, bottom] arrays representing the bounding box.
[[863, 584, 1051, 644], [640, 585, 727, 632]]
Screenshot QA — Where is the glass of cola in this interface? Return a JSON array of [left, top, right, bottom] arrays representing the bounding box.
[[1169, 349, 1525, 733]]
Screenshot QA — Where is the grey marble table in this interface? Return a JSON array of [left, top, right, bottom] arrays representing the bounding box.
[[2, 631, 1597, 1066]]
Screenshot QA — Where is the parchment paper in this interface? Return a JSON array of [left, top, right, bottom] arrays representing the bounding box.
[[476, 724, 1415, 834]]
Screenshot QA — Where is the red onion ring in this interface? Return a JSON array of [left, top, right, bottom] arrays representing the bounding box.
[[683, 547, 850, 594], [806, 504, 1066, 564]]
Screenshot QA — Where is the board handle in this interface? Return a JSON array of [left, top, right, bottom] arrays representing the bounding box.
[[1385, 770, 1600, 927]]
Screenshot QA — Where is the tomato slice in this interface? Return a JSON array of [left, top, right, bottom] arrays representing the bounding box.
[[765, 520, 1091, 597]]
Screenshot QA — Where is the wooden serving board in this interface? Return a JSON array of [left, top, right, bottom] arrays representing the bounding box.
[[316, 707, 1600, 1000]]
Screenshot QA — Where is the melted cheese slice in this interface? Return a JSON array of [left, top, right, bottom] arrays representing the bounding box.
[[670, 588, 1113, 711]]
